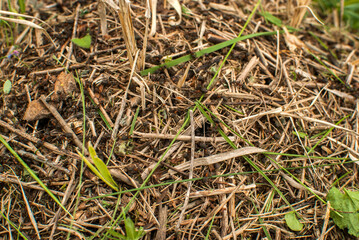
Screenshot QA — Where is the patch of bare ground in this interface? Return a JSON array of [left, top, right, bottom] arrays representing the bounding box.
[[0, 0, 359, 239]]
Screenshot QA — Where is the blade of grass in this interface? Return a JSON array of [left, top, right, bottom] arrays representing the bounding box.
[[0, 210, 29, 240], [86, 157, 355, 201], [205, 214, 217, 240], [18, 0, 26, 14], [195, 102, 312, 215], [308, 31, 337, 58], [330, 170, 352, 188], [251, 200, 272, 240], [264, 190, 275, 212], [198, 101, 252, 146], [78, 150, 119, 191], [129, 106, 140, 136], [66, 70, 87, 240], [307, 49, 347, 87], [308, 114, 350, 154], [266, 155, 326, 204], [106, 138, 117, 165], [195, 101, 236, 149], [222, 104, 244, 115], [140, 31, 287, 76], [88, 143, 119, 189], [0, 136, 72, 217]]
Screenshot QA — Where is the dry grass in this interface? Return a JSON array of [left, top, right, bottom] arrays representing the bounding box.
[[0, 0, 359, 239]]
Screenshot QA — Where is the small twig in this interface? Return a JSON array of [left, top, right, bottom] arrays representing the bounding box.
[[155, 205, 167, 240], [199, 185, 241, 232], [66, 4, 80, 69], [9, 168, 41, 239], [111, 51, 140, 140], [254, 41, 268, 66], [133, 131, 236, 142], [49, 158, 77, 239], [236, 55, 259, 83], [0, 120, 79, 159], [0, 175, 87, 199], [17, 150, 70, 174], [190, 185, 256, 198], [39, 95, 87, 155], [319, 201, 331, 240], [97, 0, 108, 36], [87, 87, 114, 127], [29, 63, 87, 76], [346, 63, 354, 85], [87, 45, 124, 57], [176, 110, 195, 230], [327, 137, 359, 159], [133, 151, 190, 177]]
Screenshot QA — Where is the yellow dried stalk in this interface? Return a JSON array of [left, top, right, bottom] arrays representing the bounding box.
[[117, 0, 139, 69], [290, 0, 311, 28], [103, 0, 140, 69]]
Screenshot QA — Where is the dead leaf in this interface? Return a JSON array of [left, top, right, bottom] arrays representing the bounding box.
[[52, 72, 76, 101], [23, 99, 51, 121], [283, 27, 305, 52]]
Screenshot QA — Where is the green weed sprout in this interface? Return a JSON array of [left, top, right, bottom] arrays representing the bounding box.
[[77, 143, 119, 191], [108, 213, 145, 240]]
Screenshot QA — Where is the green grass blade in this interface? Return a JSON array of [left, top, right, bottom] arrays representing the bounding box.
[[330, 170, 352, 188], [86, 157, 356, 201], [78, 151, 102, 180], [89, 142, 97, 160], [140, 31, 285, 76], [266, 155, 326, 204], [307, 49, 347, 87], [195, 101, 236, 148], [0, 210, 29, 240], [199, 102, 252, 146], [251, 200, 272, 240], [88, 143, 118, 190], [0, 136, 73, 217], [78, 150, 119, 191], [92, 156, 119, 190], [205, 213, 217, 240], [222, 104, 244, 115], [18, 0, 26, 13], [129, 106, 140, 136], [195, 101, 297, 212], [308, 114, 350, 154], [260, 11, 283, 27]]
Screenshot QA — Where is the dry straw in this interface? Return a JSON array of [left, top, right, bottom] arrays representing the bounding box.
[[290, 0, 311, 28], [103, 0, 139, 69]]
